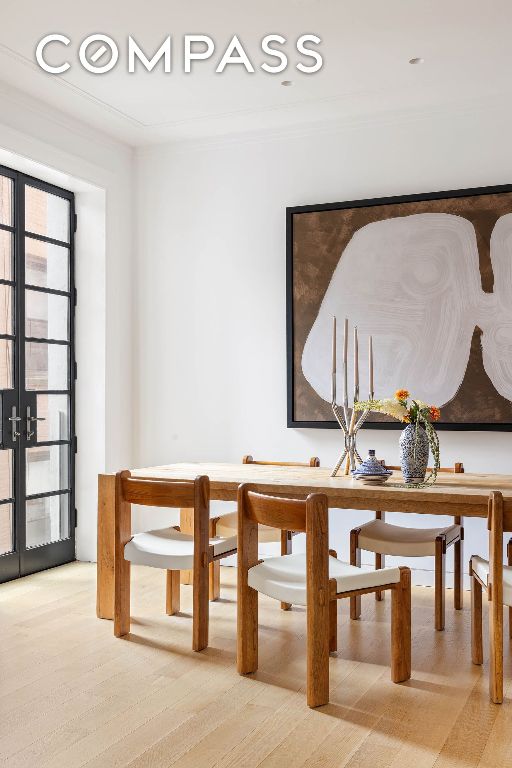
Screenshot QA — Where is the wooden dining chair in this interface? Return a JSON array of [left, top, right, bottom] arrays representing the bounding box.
[[113, 471, 237, 650], [470, 490, 512, 703], [350, 461, 464, 630], [237, 484, 412, 708], [215, 454, 320, 611]]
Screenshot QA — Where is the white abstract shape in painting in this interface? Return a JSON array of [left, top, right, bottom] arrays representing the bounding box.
[[480, 213, 512, 401], [302, 213, 484, 405]]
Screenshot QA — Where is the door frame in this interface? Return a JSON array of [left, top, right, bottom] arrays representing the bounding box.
[[0, 164, 76, 582]]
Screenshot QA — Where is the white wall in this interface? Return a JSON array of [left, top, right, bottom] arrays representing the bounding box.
[[0, 80, 134, 561], [135, 103, 512, 586]]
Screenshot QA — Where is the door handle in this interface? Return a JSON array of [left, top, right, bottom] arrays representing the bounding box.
[[8, 406, 21, 442], [26, 406, 45, 441]]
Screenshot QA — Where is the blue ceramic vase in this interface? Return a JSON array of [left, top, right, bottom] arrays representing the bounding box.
[[351, 449, 393, 484], [399, 424, 429, 483]]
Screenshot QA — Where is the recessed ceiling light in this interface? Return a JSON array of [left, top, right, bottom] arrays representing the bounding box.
[[281, 80, 293, 86], [409, 57, 424, 65]]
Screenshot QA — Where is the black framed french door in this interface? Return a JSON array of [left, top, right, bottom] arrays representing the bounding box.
[[0, 165, 76, 583]]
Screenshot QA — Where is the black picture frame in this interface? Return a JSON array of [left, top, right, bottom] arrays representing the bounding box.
[[286, 183, 512, 431]]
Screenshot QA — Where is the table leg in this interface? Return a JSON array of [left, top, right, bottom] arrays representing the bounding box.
[[180, 508, 194, 584], [97, 474, 116, 620]]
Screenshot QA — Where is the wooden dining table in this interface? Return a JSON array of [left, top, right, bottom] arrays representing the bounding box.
[[96, 462, 512, 620]]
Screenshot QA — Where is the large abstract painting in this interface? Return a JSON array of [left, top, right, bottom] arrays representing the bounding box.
[[286, 185, 512, 429]]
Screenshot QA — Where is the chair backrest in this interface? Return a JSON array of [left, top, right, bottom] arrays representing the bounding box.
[[115, 470, 210, 557], [243, 455, 320, 468], [383, 461, 464, 473], [376, 462, 464, 523], [238, 487, 308, 533], [487, 491, 512, 607], [119, 473, 208, 509], [237, 484, 329, 594]]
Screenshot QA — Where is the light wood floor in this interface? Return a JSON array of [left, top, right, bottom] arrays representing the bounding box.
[[1, 563, 512, 768]]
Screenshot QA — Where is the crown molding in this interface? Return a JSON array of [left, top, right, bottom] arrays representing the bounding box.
[[0, 77, 134, 157], [0, 42, 144, 128], [137, 90, 511, 155]]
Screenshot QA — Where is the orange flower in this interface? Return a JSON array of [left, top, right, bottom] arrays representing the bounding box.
[[429, 406, 441, 421], [395, 389, 410, 401]]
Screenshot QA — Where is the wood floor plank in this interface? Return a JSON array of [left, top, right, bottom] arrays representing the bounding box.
[[431, 678, 502, 768]]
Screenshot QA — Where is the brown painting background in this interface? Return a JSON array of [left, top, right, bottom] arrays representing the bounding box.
[[292, 191, 512, 425]]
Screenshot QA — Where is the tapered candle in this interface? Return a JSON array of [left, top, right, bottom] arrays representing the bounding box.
[[354, 326, 359, 400], [343, 318, 348, 405], [369, 335, 374, 399], [331, 316, 336, 402]]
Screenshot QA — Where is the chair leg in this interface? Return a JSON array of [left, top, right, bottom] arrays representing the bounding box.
[[375, 553, 385, 601], [192, 560, 209, 652], [114, 559, 130, 638], [208, 519, 221, 601], [209, 562, 220, 601], [329, 598, 338, 653], [454, 534, 464, 611], [350, 530, 361, 620], [435, 536, 446, 631], [508, 539, 512, 639], [237, 584, 258, 675], [489, 590, 504, 704], [328, 552, 338, 653], [114, 482, 131, 638], [306, 590, 330, 708], [471, 572, 483, 665], [374, 512, 385, 601], [166, 570, 180, 615], [280, 530, 293, 611], [391, 567, 411, 683]]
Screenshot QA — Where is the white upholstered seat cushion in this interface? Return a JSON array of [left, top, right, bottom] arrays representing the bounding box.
[[471, 555, 512, 607], [357, 519, 461, 557], [124, 527, 237, 570], [247, 552, 401, 606], [215, 509, 293, 544]]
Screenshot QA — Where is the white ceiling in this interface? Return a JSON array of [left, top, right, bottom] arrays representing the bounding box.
[[1, 0, 511, 147]]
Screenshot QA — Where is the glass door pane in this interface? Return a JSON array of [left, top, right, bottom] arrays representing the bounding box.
[[0, 449, 13, 556], [25, 186, 70, 243], [26, 494, 69, 549], [25, 290, 69, 341], [0, 449, 13, 499], [0, 285, 13, 335], [0, 503, 14, 556], [0, 341, 13, 390], [0, 175, 13, 227], [35, 394, 69, 441], [0, 230, 13, 281], [26, 445, 69, 496], [25, 342, 68, 391], [25, 237, 69, 291]]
